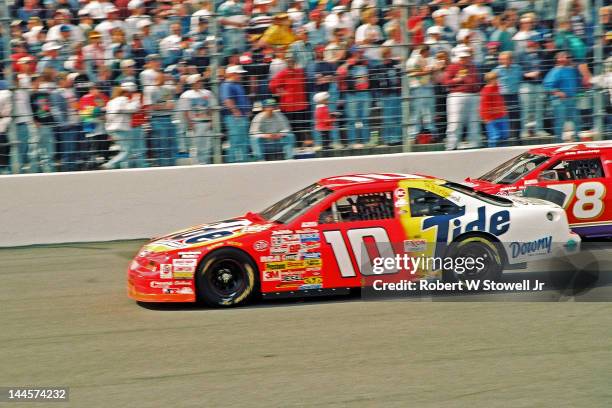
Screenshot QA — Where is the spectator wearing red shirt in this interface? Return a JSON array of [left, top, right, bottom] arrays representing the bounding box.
[[269, 56, 311, 146], [480, 71, 509, 147], [441, 50, 481, 150], [314, 92, 336, 150], [407, 5, 430, 46]]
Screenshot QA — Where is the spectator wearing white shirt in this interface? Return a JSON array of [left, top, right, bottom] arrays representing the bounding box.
[[46, 9, 85, 43], [102, 84, 141, 169], [461, 0, 493, 23], [355, 8, 383, 61], [178, 74, 217, 164], [95, 6, 127, 47], [159, 23, 186, 67], [139, 54, 162, 105], [0, 81, 12, 174]]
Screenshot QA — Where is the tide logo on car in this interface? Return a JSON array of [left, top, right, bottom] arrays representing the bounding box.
[[422, 206, 510, 243]]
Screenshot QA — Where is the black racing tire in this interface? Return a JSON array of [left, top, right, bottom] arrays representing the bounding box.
[[196, 248, 259, 307], [442, 236, 504, 284]]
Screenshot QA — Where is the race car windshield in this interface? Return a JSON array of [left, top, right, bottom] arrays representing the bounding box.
[[259, 183, 333, 224], [477, 153, 549, 184]]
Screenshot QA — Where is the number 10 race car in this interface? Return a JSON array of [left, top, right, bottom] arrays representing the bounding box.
[[128, 173, 580, 307]]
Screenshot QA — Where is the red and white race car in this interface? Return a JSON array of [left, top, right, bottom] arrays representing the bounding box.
[[466, 143, 612, 239], [128, 173, 579, 306]]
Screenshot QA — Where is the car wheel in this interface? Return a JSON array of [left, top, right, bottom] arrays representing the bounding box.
[[442, 237, 503, 284], [196, 248, 258, 307]]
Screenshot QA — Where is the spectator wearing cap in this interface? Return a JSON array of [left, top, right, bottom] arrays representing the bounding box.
[[249, 98, 295, 160], [147, 72, 178, 167], [11, 40, 36, 74], [454, 28, 483, 66], [519, 40, 546, 136], [218, 0, 248, 55], [269, 56, 311, 147], [116, 59, 138, 86], [0, 81, 12, 174], [125, 0, 151, 39], [37, 42, 64, 74], [431, 8, 456, 43], [140, 54, 162, 106], [480, 71, 509, 147], [406, 45, 437, 144], [102, 84, 141, 169], [220, 65, 251, 162], [323, 27, 348, 64], [442, 49, 482, 150], [55, 25, 80, 65], [132, 21, 155, 57], [304, 9, 327, 47], [83, 31, 106, 82], [178, 74, 217, 164], [190, 16, 211, 44], [50, 73, 82, 171], [324, 6, 355, 35], [30, 73, 57, 172], [338, 48, 373, 148], [425, 25, 452, 57], [258, 13, 297, 47], [124, 81, 148, 168], [13, 74, 35, 173], [493, 51, 523, 142], [543, 51, 583, 141], [313, 92, 336, 150]]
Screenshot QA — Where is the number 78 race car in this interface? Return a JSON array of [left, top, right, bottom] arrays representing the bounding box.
[[128, 173, 580, 307]]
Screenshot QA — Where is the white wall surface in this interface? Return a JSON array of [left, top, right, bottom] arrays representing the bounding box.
[[0, 146, 529, 247]]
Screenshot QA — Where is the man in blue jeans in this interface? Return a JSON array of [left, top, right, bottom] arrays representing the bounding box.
[[249, 99, 295, 161], [543, 52, 582, 142], [220, 65, 251, 162]]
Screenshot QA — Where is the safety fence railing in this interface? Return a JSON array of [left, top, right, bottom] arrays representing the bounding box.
[[0, 2, 610, 174]]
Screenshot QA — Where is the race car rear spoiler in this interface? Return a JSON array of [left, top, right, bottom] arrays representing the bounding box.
[[522, 186, 566, 207]]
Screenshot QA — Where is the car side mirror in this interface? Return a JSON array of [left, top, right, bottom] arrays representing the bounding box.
[[538, 170, 558, 182]]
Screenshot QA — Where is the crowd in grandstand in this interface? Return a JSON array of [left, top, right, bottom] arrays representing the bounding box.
[[0, 0, 610, 172]]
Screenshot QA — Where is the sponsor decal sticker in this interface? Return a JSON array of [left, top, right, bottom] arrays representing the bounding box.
[[301, 221, 318, 228], [404, 239, 427, 252], [178, 251, 200, 259], [394, 188, 407, 199], [253, 240, 269, 251], [303, 252, 321, 259], [160, 264, 173, 279], [300, 233, 320, 243], [263, 270, 281, 281], [510, 236, 552, 258], [280, 271, 303, 282], [243, 224, 274, 233], [260, 255, 281, 262], [150, 281, 173, 288], [394, 198, 408, 207], [303, 276, 323, 284], [299, 283, 323, 290]]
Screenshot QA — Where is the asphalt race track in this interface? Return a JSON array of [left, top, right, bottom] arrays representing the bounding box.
[[1, 240, 612, 407]]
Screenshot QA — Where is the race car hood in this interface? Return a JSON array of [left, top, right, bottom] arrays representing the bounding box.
[[504, 194, 560, 208], [143, 215, 275, 254]]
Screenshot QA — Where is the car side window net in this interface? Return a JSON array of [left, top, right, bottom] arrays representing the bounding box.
[[546, 158, 604, 181], [319, 192, 394, 223], [408, 188, 462, 217]]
